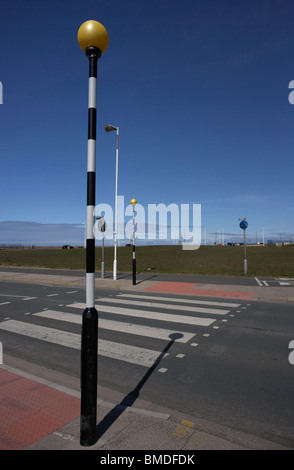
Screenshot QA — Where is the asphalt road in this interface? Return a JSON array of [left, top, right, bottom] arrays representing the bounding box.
[[0, 278, 294, 448]]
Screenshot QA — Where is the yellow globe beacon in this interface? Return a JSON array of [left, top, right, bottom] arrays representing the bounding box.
[[130, 199, 137, 205], [78, 20, 109, 54]]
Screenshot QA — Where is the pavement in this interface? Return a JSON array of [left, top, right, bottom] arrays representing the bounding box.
[[0, 267, 293, 451]]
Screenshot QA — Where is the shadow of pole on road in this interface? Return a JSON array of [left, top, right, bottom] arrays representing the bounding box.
[[95, 332, 183, 442]]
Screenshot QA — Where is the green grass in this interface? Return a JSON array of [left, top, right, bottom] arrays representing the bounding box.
[[0, 244, 293, 277]]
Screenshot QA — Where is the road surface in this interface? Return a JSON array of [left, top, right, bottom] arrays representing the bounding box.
[[0, 271, 293, 448]]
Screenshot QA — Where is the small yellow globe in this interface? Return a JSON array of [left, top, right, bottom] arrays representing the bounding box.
[[77, 20, 109, 54], [130, 199, 137, 205]]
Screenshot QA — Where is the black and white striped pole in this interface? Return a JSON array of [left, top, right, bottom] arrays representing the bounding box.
[[131, 199, 137, 285], [77, 20, 109, 447]]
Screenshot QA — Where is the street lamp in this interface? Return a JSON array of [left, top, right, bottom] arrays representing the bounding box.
[[104, 124, 119, 280], [131, 198, 137, 285], [77, 19, 109, 447]]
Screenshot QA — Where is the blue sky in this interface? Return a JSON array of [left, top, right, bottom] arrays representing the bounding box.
[[1, 0, 294, 246]]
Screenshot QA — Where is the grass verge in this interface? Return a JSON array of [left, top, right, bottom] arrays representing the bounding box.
[[0, 245, 293, 277]]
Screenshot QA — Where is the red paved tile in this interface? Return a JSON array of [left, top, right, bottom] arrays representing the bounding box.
[[0, 396, 33, 429], [0, 369, 80, 450], [146, 282, 198, 295], [42, 395, 81, 422], [0, 433, 24, 450], [144, 281, 255, 299], [191, 288, 255, 299], [5, 411, 63, 447]]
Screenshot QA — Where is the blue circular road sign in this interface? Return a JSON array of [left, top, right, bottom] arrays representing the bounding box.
[[239, 220, 248, 230]]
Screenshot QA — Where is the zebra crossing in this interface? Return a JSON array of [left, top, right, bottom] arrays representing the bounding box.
[[0, 292, 242, 370]]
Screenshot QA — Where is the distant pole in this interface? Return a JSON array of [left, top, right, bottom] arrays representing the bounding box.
[[239, 218, 248, 275], [243, 229, 247, 274], [82, 222, 86, 248], [101, 226, 105, 278], [78, 19, 109, 447], [262, 227, 264, 246], [96, 217, 106, 278], [104, 124, 119, 280], [131, 199, 137, 285], [114, 129, 119, 279]]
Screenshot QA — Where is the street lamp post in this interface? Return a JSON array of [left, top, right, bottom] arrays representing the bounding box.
[[262, 227, 265, 246], [131, 199, 137, 285], [96, 216, 106, 279], [104, 124, 119, 280], [77, 19, 109, 447], [239, 218, 248, 275]]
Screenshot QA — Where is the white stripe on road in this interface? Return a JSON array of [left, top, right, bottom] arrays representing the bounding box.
[[0, 294, 28, 298], [97, 297, 229, 315], [33, 310, 195, 343], [0, 302, 11, 306], [0, 319, 79, 349], [255, 277, 263, 287], [67, 303, 215, 327], [0, 320, 167, 368], [117, 293, 241, 308]]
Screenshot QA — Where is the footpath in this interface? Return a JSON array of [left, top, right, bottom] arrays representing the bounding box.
[[0, 268, 293, 451]]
